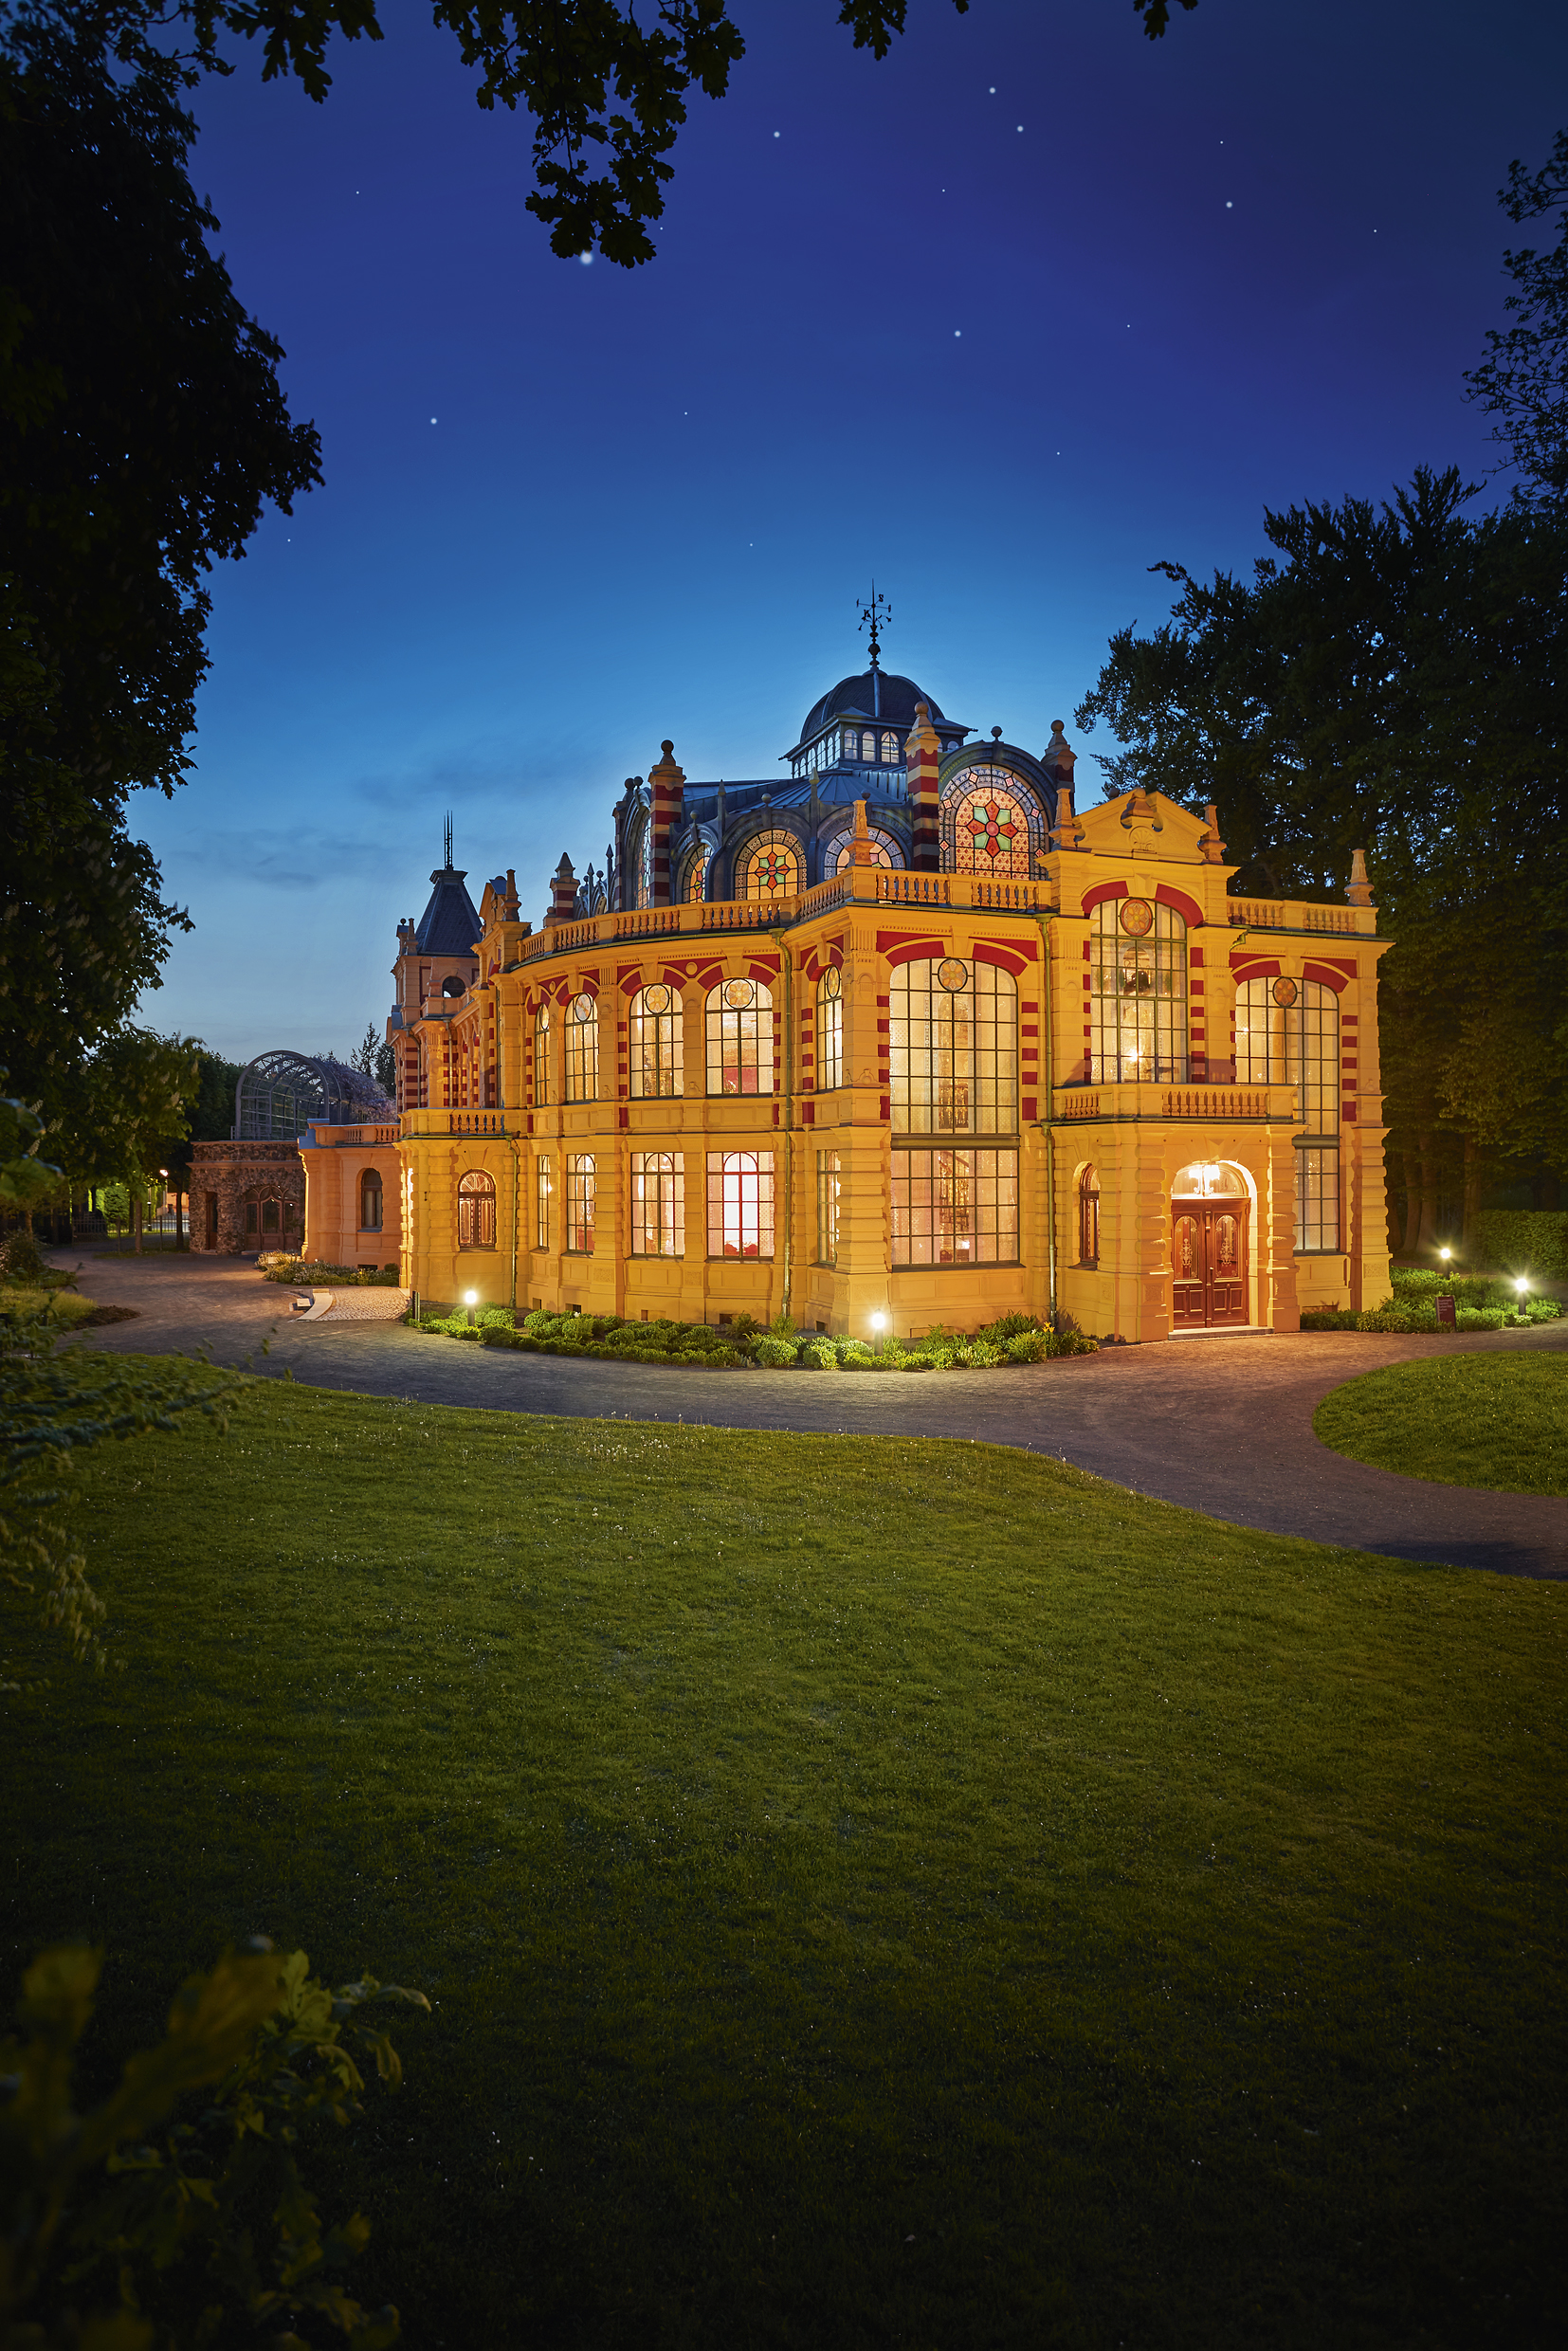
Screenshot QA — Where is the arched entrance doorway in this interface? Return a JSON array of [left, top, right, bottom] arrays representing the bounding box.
[[1172, 1161, 1249, 1329]]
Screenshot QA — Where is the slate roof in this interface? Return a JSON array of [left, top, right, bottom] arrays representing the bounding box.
[[413, 866, 483, 957], [794, 669, 949, 748]]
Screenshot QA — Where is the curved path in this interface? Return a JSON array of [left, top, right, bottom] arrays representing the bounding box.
[[51, 1249, 1568, 1579]]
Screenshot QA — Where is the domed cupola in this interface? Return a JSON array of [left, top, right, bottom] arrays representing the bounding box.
[[783, 592, 971, 786]]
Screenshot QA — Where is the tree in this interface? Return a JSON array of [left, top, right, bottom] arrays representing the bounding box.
[[80, 0, 1195, 269], [1073, 473, 1568, 1244], [0, 5, 321, 1139], [1465, 127, 1568, 512], [350, 1020, 397, 1098]]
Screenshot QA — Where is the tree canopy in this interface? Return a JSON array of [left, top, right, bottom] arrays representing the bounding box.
[[1465, 126, 1568, 512], [1073, 469, 1568, 1231]]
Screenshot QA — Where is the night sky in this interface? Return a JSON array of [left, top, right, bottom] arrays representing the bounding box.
[[137, 0, 1568, 1064]]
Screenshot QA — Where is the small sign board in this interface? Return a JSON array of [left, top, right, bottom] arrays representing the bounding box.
[[1435, 1294, 1457, 1330]]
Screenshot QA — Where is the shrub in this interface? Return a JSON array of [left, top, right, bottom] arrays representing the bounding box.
[[797, 1337, 837, 1369], [978, 1310, 1040, 1343], [1470, 1210, 1568, 1284], [0, 1227, 47, 1285], [1456, 1306, 1508, 1331], [1005, 1329, 1050, 1364], [754, 1337, 799, 1368]]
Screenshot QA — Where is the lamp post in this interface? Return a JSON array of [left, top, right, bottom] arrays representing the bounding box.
[[871, 1310, 887, 1358], [465, 1287, 479, 1328]]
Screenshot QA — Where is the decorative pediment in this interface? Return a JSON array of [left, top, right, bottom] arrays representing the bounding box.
[[1075, 790, 1212, 864]]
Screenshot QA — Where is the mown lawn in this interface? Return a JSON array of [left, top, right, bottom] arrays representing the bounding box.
[[1314, 1350, 1568, 1494], [5, 1375, 1565, 2348]]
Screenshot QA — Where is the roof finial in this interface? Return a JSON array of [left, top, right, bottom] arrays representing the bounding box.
[[857, 581, 891, 720], [443, 810, 453, 869]]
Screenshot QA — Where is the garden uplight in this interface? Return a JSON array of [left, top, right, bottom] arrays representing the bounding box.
[[1515, 1277, 1529, 1296], [1439, 1246, 1451, 1264]]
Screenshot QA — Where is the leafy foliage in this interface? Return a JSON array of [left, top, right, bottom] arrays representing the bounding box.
[[1465, 126, 1568, 511], [0, 1937, 426, 2347]]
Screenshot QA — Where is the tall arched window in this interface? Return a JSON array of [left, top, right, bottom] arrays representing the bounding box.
[[738, 829, 802, 902], [817, 965, 843, 1091], [564, 992, 598, 1102], [534, 1002, 553, 1105], [861, 729, 877, 761], [630, 815, 653, 909], [629, 983, 683, 1098], [1236, 976, 1340, 1249], [358, 1170, 383, 1231], [1089, 899, 1188, 1083], [824, 826, 900, 876], [941, 765, 1039, 879], [457, 1169, 496, 1249], [888, 956, 1017, 1135], [680, 845, 710, 902], [1078, 1165, 1100, 1266], [706, 976, 775, 1095], [880, 729, 900, 763]]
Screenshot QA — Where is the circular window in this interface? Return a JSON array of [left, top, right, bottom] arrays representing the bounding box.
[[938, 957, 969, 993], [1119, 898, 1154, 937], [723, 977, 756, 1011], [572, 993, 596, 1022], [820, 965, 841, 1000], [1272, 975, 1299, 1008], [641, 983, 671, 1015], [441, 974, 466, 996]]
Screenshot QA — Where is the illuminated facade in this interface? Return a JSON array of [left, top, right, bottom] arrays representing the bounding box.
[[317, 656, 1390, 1340]]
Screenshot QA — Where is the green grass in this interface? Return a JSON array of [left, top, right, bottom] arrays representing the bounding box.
[[1314, 1352, 1568, 1494], [6, 1376, 1565, 2348]]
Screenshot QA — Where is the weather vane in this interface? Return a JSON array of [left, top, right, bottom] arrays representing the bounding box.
[[443, 810, 453, 868], [857, 583, 891, 671]]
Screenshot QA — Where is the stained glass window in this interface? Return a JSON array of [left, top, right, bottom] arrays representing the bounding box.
[[941, 764, 1039, 879], [880, 730, 899, 763], [631, 815, 653, 910], [629, 984, 683, 1099], [536, 1156, 553, 1248], [564, 1155, 595, 1253], [706, 1151, 775, 1260], [630, 1152, 684, 1257], [824, 826, 900, 876], [533, 1002, 553, 1105], [817, 966, 843, 1091], [817, 1151, 841, 1266], [889, 957, 1017, 1135], [890, 1149, 1018, 1267], [1089, 900, 1188, 1083], [457, 1168, 496, 1249], [564, 992, 598, 1103], [706, 975, 775, 1096], [681, 846, 710, 903], [739, 829, 802, 902]]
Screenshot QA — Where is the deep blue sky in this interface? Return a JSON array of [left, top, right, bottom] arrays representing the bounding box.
[[137, 0, 1568, 1064]]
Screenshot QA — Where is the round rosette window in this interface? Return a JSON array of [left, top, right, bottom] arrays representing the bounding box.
[[572, 993, 596, 1023], [642, 983, 672, 1015], [724, 977, 757, 1011], [1119, 897, 1154, 937], [1272, 975, 1299, 1008], [820, 965, 841, 1000], [937, 957, 970, 993]]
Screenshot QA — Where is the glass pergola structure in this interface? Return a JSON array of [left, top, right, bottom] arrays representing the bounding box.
[[234, 1051, 393, 1140]]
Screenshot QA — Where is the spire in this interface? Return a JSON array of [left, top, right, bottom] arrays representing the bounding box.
[[857, 582, 891, 721], [443, 810, 453, 869]]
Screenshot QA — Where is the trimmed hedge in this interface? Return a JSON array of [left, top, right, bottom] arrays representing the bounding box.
[[1469, 1211, 1568, 1283], [1300, 1267, 1561, 1334], [411, 1305, 1097, 1373]]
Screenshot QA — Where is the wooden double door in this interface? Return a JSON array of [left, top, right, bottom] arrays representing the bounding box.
[[1172, 1194, 1249, 1328]]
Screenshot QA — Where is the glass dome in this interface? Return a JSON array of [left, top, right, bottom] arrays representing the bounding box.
[[234, 1051, 393, 1139]]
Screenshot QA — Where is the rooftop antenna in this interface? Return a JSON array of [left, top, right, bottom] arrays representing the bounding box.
[[443, 811, 453, 868], [857, 582, 891, 720]]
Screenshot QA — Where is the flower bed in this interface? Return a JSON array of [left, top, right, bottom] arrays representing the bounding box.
[[257, 1254, 401, 1287], [1300, 1267, 1562, 1334], [413, 1305, 1098, 1372]]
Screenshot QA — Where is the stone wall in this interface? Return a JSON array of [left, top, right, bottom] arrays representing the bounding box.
[[191, 1139, 305, 1256]]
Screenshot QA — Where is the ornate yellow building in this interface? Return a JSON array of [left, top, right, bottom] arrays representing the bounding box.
[[304, 654, 1389, 1340]]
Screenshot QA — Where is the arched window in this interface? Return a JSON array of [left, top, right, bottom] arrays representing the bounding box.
[[1078, 1165, 1100, 1267], [816, 1150, 840, 1266], [630, 1152, 684, 1256], [738, 829, 802, 902], [707, 975, 775, 1096], [359, 1170, 384, 1231], [880, 729, 899, 763], [457, 1169, 496, 1249], [564, 1155, 594, 1253], [706, 1151, 775, 1260], [861, 728, 877, 761], [1236, 976, 1340, 1250], [817, 965, 843, 1091], [534, 1001, 553, 1105], [629, 814, 653, 910], [564, 992, 598, 1102], [888, 956, 1017, 1135], [840, 728, 855, 761], [824, 825, 900, 876], [1089, 899, 1188, 1084], [941, 764, 1040, 879], [629, 983, 683, 1098], [261, 1198, 281, 1234], [680, 845, 710, 903]]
